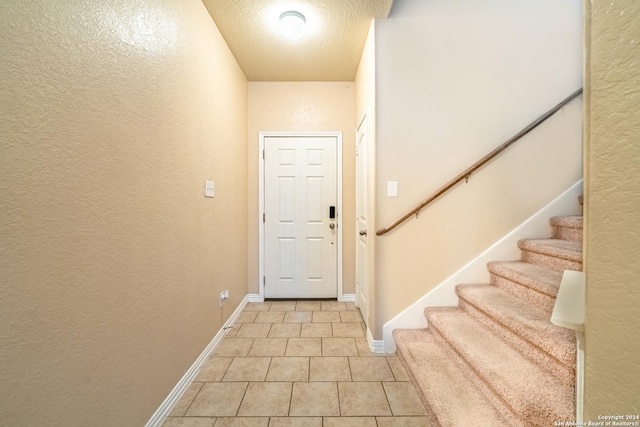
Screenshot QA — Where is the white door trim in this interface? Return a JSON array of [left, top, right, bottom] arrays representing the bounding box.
[[355, 114, 370, 327], [258, 131, 343, 301]]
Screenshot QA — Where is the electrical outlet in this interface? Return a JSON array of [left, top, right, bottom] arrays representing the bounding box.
[[219, 289, 229, 307]]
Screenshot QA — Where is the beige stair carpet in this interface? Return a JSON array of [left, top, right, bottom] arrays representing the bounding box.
[[394, 207, 582, 426]]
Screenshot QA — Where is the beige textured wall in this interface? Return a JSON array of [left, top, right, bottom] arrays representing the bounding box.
[[354, 21, 377, 329], [0, 1, 248, 425], [584, 0, 640, 418], [247, 82, 356, 296], [372, 0, 583, 337]]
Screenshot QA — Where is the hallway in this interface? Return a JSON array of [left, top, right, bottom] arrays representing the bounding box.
[[163, 300, 430, 426]]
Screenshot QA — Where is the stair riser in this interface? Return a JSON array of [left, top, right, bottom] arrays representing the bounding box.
[[425, 322, 528, 426], [427, 310, 575, 425], [394, 345, 441, 427], [395, 330, 521, 427], [457, 298, 575, 385], [521, 250, 583, 272], [552, 226, 583, 243], [394, 213, 582, 426], [490, 274, 556, 313]]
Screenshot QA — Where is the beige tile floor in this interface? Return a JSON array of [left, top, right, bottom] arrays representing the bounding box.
[[163, 300, 432, 427]]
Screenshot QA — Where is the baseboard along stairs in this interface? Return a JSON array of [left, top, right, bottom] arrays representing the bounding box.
[[393, 199, 583, 426]]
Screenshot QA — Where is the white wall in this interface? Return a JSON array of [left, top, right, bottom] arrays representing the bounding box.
[[372, 0, 583, 337]]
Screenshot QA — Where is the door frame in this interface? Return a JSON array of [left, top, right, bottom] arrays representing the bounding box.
[[258, 131, 344, 301], [355, 113, 370, 327]]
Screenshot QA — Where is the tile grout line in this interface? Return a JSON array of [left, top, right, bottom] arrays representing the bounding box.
[[336, 380, 343, 418], [219, 355, 234, 382], [180, 381, 204, 418], [234, 381, 250, 418], [264, 356, 274, 382], [266, 322, 274, 339], [380, 380, 395, 418], [286, 378, 294, 417], [284, 337, 290, 357]]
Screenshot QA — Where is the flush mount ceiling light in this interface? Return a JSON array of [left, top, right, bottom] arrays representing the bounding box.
[[278, 10, 307, 41]]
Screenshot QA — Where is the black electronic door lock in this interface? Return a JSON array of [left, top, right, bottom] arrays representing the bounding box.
[[329, 206, 336, 219]]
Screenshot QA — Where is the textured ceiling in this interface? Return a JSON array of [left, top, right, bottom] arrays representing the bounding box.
[[202, 0, 394, 81]]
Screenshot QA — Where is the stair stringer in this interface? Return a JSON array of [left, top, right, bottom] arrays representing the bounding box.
[[383, 180, 583, 352]]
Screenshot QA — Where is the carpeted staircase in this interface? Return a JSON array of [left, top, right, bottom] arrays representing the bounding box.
[[393, 207, 583, 426]]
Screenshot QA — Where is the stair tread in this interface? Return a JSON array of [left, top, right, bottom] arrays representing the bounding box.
[[456, 284, 576, 366], [550, 215, 583, 229], [426, 308, 575, 424], [394, 329, 512, 426], [487, 260, 562, 298], [518, 238, 582, 262]]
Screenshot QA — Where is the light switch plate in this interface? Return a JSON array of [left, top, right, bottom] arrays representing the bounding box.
[[205, 180, 215, 198], [387, 181, 398, 197]]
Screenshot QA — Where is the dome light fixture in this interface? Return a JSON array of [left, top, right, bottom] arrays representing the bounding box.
[[278, 10, 307, 41]]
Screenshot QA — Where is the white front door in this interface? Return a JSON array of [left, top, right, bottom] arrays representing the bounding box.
[[264, 136, 338, 298], [356, 117, 369, 326]]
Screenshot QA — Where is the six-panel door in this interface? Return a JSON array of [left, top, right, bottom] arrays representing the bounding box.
[[264, 136, 338, 298]]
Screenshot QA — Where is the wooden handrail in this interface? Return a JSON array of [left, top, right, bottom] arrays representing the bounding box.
[[376, 88, 583, 236]]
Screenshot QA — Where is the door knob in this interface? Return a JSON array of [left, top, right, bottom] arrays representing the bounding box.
[[329, 223, 335, 230], [359, 230, 367, 236]]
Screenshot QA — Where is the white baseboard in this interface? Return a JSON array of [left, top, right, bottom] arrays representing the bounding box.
[[247, 293, 263, 303], [367, 327, 385, 354], [145, 295, 250, 427], [340, 294, 356, 303], [382, 180, 583, 353]]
